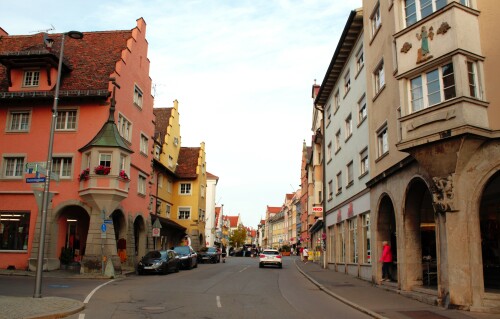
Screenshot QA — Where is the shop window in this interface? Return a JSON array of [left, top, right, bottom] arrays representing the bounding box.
[[0, 212, 30, 250]]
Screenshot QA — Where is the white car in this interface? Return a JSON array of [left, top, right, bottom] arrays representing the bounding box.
[[259, 249, 282, 268]]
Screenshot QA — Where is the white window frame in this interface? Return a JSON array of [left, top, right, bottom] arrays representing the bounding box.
[[326, 104, 332, 126], [356, 46, 364, 74], [348, 218, 357, 263], [360, 147, 369, 176], [8, 110, 30, 132], [117, 113, 132, 142], [180, 183, 192, 195], [344, 71, 351, 95], [374, 60, 385, 94], [362, 213, 371, 264], [345, 114, 353, 140], [327, 142, 332, 162], [334, 90, 340, 112], [133, 85, 143, 108], [99, 153, 112, 168], [55, 109, 77, 131], [140, 133, 148, 155], [335, 130, 341, 152], [404, 0, 447, 27], [167, 179, 172, 193], [467, 61, 481, 99], [328, 180, 333, 200], [409, 62, 456, 113], [336, 171, 342, 194], [51, 156, 72, 179], [371, 2, 381, 36], [3, 156, 25, 178], [178, 207, 191, 220], [346, 161, 354, 187], [358, 95, 367, 124], [138, 174, 146, 195], [377, 125, 389, 157], [23, 70, 40, 87]]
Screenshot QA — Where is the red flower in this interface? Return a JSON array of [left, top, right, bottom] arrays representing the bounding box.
[[119, 170, 129, 180], [94, 165, 111, 175], [79, 168, 90, 181]]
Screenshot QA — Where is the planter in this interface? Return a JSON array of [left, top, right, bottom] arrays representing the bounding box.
[[281, 252, 291, 256]]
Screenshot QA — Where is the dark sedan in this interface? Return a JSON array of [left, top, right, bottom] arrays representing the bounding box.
[[173, 246, 198, 269], [198, 247, 221, 263], [137, 250, 180, 275]]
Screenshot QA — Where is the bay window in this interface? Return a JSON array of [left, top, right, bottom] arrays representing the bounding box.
[[404, 0, 447, 27]]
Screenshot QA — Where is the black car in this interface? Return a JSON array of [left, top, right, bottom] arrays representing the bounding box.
[[198, 247, 221, 263], [137, 250, 180, 275], [173, 246, 198, 269]]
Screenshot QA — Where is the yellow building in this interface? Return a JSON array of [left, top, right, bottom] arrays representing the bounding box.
[[153, 100, 207, 251]]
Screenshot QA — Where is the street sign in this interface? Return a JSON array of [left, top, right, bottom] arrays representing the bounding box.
[[101, 224, 107, 232], [312, 206, 323, 213], [152, 218, 162, 229], [26, 177, 46, 183], [152, 227, 160, 237], [104, 219, 113, 224], [25, 162, 46, 173]]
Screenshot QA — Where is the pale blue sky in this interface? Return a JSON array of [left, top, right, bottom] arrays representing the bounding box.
[[2, 0, 362, 228]]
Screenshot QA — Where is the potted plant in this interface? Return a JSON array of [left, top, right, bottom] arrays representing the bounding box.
[[94, 165, 111, 175], [280, 245, 291, 256], [119, 170, 129, 180], [78, 168, 90, 181]]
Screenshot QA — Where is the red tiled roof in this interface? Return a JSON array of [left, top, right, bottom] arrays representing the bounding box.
[[176, 147, 200, 179], [153, 107, 172, 141], [227, 216, 239, 228], [0, 30, 133, 92], [286, 193, 294, 200], [206, 171, 219, 180], [267, 206, 281, 213]]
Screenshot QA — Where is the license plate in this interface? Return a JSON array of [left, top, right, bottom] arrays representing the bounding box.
[[144, 266, 153, 269]]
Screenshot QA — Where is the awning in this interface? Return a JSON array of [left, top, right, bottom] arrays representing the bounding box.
[[150, 213, 186, 232], [309, 218, 323, 234]]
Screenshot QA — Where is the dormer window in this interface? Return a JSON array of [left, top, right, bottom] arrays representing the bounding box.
[[23, 70, 40, 87]]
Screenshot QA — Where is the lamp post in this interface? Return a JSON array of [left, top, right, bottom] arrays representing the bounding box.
[[34, 30, 84, 298]]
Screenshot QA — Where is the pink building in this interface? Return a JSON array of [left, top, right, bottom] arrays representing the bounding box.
[[0, 18, 155, 273]]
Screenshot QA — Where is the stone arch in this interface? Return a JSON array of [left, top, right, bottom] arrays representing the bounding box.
[[110, 208, 127, 263], [376, 193, 397, 282], [52, 202, 91, 267], [133, 215, 147, 260], [403, 176, 435, 288]]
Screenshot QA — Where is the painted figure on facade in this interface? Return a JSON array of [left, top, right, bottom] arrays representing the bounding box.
[[416, 26, 434, 63]]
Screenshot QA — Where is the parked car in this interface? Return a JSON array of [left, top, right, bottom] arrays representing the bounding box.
[[173, 246, 198, 269], [259, 249, 282, 268], [137, 250, 180, 275], [198, 247, 221, 263]]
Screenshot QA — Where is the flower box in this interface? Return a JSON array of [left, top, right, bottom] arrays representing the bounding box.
[[94, 165, 111, 175], [79, 168, 90, 181]]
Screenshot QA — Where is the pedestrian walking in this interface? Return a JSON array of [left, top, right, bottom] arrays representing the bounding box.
[[299, 247, 304, 260], [380, 241, 393, 281], [302, 247, 309, 263]]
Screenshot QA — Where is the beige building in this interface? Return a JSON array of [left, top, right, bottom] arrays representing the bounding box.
[[362, 0, 500, 313]]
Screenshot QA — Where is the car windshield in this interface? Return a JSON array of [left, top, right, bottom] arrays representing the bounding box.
[[207, 247, 217, 253], [144, 251, 163, 259], [263, 250, 279, 255], [174, 246, 189, 255]]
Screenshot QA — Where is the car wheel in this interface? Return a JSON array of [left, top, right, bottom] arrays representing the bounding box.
[[259, 263, 263, 268], [175, 264, 180, 273], [279, 263, 282, 269]]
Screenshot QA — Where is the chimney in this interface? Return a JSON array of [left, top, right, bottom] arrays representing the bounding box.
[[311, 79, 320, 99]]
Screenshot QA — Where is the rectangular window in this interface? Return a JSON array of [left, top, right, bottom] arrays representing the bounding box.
[[467, 61, 479, 98], [377, 125, 389, 157], [120, 154, 126, 171], [178, 207, 191, 220], [356, 47, 364, 73], [374, 60, 385, 94], [405, 0, 447, 26], [56, 110, 77, 130], [460, 0, 471, 6], [328, 180, 333, 200], [166, 204, 171, 218], [348, 218, 357, 263], [339, 223, 345, 263], [154, 145, 161, 159], [201, 185, 205, 198], [3, 157, 24, 178], [118, 114, 132, 142], [362, 213, 371, 264], [138, 175, 146, 195], [23, 70, 40, 87], [336, 171, 342, 193], [335, 130, 341, 152], [344, 71, 351, 94], [360, 148, 369, 176], [358, 95, 367, 124], [99, 153, 111, 168], [371, 2, 381, 36], [345, 114, 353, 139], [327, 142, 332, 162], [167, 180, 172, 193], [52, 157, 72, 178], [334, 90, 340, 112], [0, 211, 30, 250], [347, 161, 354, 187], [410, 62, 456, 113], [168, 155, 174, 168], [134, 85, 143, 108], [326, 104, 332, 126], [140, 134, 148, 155], [180, 183, 192, 195], [158, 174, 163, 189], [9, 111, 30, 132]]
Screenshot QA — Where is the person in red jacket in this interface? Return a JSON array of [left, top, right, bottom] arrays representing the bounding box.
[[380, 241, 393, 281]]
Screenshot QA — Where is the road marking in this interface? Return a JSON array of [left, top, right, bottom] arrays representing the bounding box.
[[83, 279, 115, 304], [216, 295, 222, 308], [239, 266, 250, 273]]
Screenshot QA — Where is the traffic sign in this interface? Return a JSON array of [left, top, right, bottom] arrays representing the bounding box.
[[101, 224, 107, 232], [152, 227, 160, 237], [26, 177, 46, 183], [104, 219, 113, 224], [152, 218, 162, 229]]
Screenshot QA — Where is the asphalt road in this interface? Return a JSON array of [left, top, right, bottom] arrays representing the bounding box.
[[1, 257, 373, 319]]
